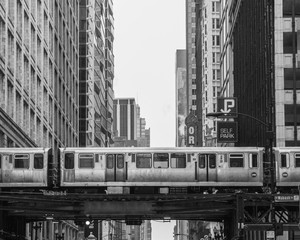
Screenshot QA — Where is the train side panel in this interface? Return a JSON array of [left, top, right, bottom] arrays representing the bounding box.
[[275, 147, 300, 187], [0, 148, 50, 187]]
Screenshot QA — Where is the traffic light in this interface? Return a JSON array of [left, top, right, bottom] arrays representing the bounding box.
[[274, 223, 283, 236]]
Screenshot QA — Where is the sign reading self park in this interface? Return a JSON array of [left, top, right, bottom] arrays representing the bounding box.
[[217, 121, 238, 143]]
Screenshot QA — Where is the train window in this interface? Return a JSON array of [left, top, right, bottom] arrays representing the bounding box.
[[170, 153, 186, 168], [14, 154, 30, 169], [79, 154, 94, 168], [281, 153, 289, 168], [209, 155, 216, 168], [153, 153, 169, 168], [65, 153, 74, 169], [249, 154, 258, 168], [199, 155, 206, 168], [136, 153, 152, 168], [106, 154, 114, 169], [229, 153, 244, 168], [131, 154, 136, 163], [34, 154, 44, 169], [295, 153, 300, 167], [117, 155, 124, 169]]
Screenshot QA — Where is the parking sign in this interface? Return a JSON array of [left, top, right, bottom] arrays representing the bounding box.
[[217, 97, 237, 118]]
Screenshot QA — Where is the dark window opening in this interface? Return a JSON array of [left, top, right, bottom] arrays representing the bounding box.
[[229, 153, 244, 168], [14, 154, 30, 169], [34, 153, 44, 169], [106, 154, 114, 169], [136, 153, 151, 168], [65, 152, 74, 169], [79, 154, 94, 168], [153, 153, 169, 168]]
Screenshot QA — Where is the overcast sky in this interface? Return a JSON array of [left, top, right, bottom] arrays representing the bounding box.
[[113, 0, 186, 149], [113, 1, 186, 239]]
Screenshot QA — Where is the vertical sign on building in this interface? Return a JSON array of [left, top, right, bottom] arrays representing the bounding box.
[[185, 111, 198, 147]]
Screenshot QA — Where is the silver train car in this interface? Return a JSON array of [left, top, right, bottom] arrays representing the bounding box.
[[0, 148, 52, 187], [274, 147, 300, 187], [59, 147, 264, 193]]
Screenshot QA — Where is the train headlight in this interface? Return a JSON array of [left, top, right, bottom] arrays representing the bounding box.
[[251, 172, 257, 177], [282, 172, 288, 178]]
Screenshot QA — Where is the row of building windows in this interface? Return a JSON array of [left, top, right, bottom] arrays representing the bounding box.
[[0, 69, 78, 147], [0, 0, 79, 149]]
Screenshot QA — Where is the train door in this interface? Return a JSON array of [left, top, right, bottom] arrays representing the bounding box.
[[277, 152, 291, 185], [197, 154, 217, 182], [105, 154, 126, 182]]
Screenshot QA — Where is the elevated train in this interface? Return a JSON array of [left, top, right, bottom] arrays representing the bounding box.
[[0, 147, 299, 193]]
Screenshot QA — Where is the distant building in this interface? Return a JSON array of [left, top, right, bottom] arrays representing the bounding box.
[[186, 0, 197, 114], [113, 98, 137, 141], [137, 104, 150, 147], [175, 49, 187, 147]]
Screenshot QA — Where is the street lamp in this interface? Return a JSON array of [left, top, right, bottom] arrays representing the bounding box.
[[86, 232, 97, 240], [207, 111, 276, 239]]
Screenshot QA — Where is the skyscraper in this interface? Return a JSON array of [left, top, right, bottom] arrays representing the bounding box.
[[0, 0, 79, 150], [198, 0, 221, 146], [79, 0, 114, 147], [0, 0, 80, 238], [175, 49, 187, 147], [137, 104, 150, 147], [186, 0, 197, 114]]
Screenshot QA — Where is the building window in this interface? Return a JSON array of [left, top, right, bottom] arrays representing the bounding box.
[[213, 35, 220, 46], [283, 0, 300, 17], [283, 32, 297, 54], [285, 104, 300, 126], [284, 68, 300, 89]]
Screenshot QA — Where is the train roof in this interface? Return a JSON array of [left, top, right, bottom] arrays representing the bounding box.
[[60, 147, 264, 153]]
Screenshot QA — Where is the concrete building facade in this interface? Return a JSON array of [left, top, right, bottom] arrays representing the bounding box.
[[0, 0, 79, 150], [0, 0, 80, 239], [197, 0, 221, 146], [186, 0, 197, 114], [175, 49, 187, 147], [79, 0, 114, 147], [113, 98, 137, 142]]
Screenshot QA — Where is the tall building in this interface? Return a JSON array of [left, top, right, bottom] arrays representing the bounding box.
[[113, 98, 150, 147], [140, 220, 151, 240], [79, 0, 114, 147], [196, 0, 221, 146], [219, 0, 274, 148], [0, 0, 80, 239], [175, 49, 187, 147], [219, 0, 286, 148], [113, 98, 137, 142], [137, 104, 150, 147], [186, 0, 197, 115], [0, 0, 79, 150]]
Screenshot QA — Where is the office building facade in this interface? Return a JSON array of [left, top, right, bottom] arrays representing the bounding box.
[[0, 0, 79, 150], [218, 0, 300, 147], [113, 98, 137, 142], [79, 0, 114, 147], [175, 49, 187, 147], [0, 0, 80, 239]]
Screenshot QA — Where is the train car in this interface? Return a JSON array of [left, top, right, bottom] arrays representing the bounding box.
[[59, 147, 264, 193], [0, 148, 52, 187], [274, 147, 300, 188]]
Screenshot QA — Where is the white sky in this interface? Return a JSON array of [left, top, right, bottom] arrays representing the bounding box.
[[114, 1, 186, 239], [113, 0, 186, 148]]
